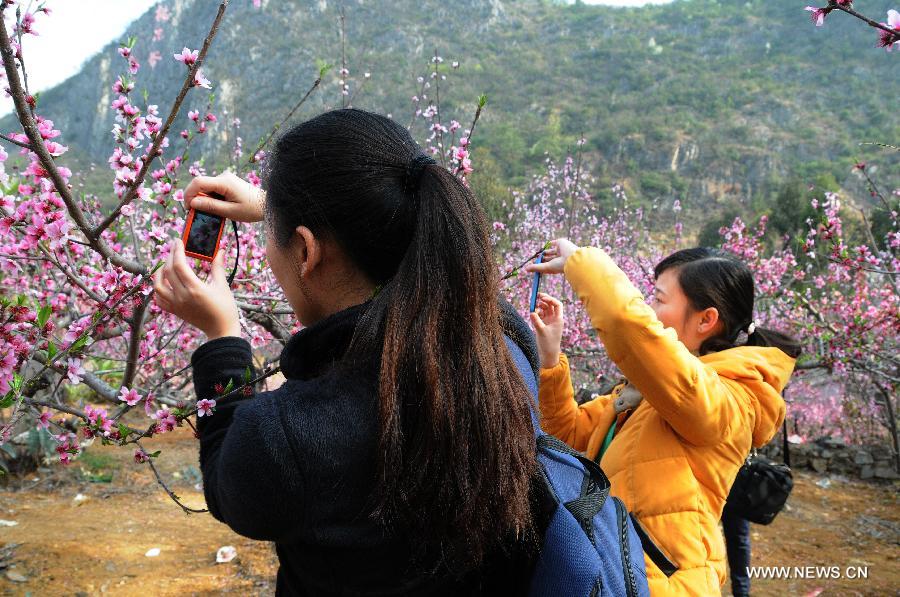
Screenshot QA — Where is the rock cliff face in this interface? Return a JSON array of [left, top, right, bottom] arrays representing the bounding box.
[[3, 0, 897, 208]]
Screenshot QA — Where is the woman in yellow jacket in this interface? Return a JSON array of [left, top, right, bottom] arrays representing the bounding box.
[[526, 240, 800, 596]]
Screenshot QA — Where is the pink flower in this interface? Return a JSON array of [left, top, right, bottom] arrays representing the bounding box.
[[193, 69, 212, 89], [196, 398, 216, 417], [66, 358, 86, 384], [17, 12, 37, 35], [36, 410, 51, 430], [877, 10, 900, 50], [144, 393, 155, 417], [43, 140, 67, 156], [253, 0, 262, 7], [174, 47, 199, 66], [45, 218, 71, 248], [152, 408, 177, 433], [188, 110, 200, 122], [805, 1, 852, 26], [134, 449, 150, 463], [118, 386, 141, 406], [148, 50, 162, 68], [805, 6, 829, 26]]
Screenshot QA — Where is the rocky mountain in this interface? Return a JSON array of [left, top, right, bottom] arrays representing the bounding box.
[[3, 0, 897, 216]]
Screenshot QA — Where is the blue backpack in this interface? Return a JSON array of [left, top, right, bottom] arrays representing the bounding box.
[[504, 337, 668, 597], [530, 431, 650, 596]]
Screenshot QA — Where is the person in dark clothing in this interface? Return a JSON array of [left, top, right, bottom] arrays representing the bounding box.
[[721, 505, 752, 597], [153, 109, 541, 595]]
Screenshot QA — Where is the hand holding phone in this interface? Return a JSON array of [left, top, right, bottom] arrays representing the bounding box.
[[184, 173, 265, 223], [530, 292, 564, 368], [182, 192, 226, 262]]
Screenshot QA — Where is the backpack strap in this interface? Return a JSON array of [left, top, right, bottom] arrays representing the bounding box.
[[537, 434, 611, 544], [628, 513, 679, 578]]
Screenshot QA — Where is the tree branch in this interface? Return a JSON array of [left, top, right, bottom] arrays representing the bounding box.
[[244, 309, 291, 343], [833, 4, 900, 37], [121, 298, 151, 389]]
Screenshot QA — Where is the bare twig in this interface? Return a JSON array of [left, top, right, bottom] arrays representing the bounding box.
[[135, 440, 208, 514], [35, 242, 105, 303], [24, 398, 87, 420], [566, 133, 586, 235], [14, 6, 34, 120], [500, 242, 551, 281], [0, 132, 31, 150], [250, 74, 323, 163], [432, 50, 445, 167], [453, 94, 486, 178]]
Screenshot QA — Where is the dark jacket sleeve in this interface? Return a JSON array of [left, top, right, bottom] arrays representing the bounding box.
[[192, 337, 305, 542]]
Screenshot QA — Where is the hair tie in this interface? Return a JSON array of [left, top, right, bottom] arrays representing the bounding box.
[[746, 321, 756, 336], [405, 153, 437, 192]]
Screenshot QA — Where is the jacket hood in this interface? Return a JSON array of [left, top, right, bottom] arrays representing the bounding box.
[[701, 346, 795, 447]]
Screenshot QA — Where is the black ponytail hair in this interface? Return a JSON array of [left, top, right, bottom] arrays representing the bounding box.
[[654, 248, 801, 358], [262, 109, 536, 570]]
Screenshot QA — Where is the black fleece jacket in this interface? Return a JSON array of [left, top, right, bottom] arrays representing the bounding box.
[[192, 300, 540, 596]]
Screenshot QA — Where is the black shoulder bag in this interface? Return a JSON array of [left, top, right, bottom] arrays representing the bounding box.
[[724, 418, 794, 525]]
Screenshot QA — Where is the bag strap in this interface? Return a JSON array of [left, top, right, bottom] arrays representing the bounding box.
[[595, 420, 617, 463], [629, 513, 678, 578], [782, 387, 791, 468], [537, 433, 611, 492], [782, 417, 791, 468]]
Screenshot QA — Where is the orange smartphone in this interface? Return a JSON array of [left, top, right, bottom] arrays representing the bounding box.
[[181, 192, 226, 262]]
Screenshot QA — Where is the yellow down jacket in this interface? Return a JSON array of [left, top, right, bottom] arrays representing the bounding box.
[[538, 247, 795, 596]]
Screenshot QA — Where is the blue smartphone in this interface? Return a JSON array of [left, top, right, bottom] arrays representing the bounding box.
[[529, 252, 543, 312]]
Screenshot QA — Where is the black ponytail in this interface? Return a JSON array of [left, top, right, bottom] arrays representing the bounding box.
[[654, 248, 801, 358], [263, 109, 536, 570]]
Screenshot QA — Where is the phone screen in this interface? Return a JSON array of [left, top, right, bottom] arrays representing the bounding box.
[[529, 252, 543, 312], [185, 211, 223, 257]]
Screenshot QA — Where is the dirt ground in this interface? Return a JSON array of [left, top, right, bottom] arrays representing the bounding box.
[[0, 426, 896, 596]]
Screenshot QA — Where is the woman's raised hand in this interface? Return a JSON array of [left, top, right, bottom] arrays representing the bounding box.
[[525, 238, 581, 275], [530, 292, 565, 368], [184, 172, 265, 224], [153, 239, 241, 340]]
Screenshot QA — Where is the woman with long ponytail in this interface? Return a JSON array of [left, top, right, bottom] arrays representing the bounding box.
[[154, 109, 540, 595]]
